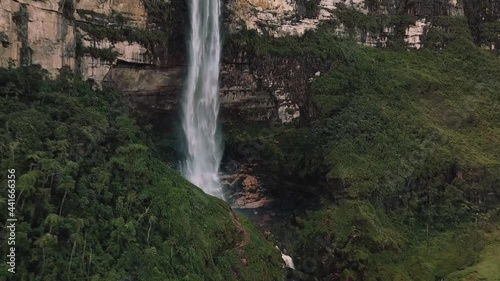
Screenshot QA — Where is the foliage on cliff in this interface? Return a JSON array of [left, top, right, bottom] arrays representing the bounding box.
[[74, 0, 188, 63], [464, 0, 500, 49], [0, 66, 284, 281], [225, 15, 500, 281], [142, 0, 187, 52]]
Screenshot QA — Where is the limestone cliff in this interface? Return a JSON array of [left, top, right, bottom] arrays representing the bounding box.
[[0, 0, 467, 76], [0, 0, 77, 70], [0, 0, 152, 81]]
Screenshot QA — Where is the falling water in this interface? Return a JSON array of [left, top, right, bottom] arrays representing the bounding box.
[[181, 0, 223, 198]]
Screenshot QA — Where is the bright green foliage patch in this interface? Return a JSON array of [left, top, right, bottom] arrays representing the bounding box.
[[296, 202, 490, 280], [446, 231, 500, 280]]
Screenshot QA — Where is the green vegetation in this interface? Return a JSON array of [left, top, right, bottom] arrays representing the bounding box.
[[299, 0, 322, 18], [423, 16, 474, 48], [76, 18, 167, 47], [446, 231, 500, 280], [0, 66, 284, 280], [142, 0, 187, 53], [76, 0, 186, 55], [225, 25, 357, 59], [60, 0, 75, 20], [12, 4, 30, 67], [80, 47, 119, 63], [464, 0, 500, 51], [334, 5, 417, 40], [226, 15, 500, 280]]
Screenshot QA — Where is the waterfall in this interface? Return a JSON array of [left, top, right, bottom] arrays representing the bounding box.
[[181, 0, 223, 198]]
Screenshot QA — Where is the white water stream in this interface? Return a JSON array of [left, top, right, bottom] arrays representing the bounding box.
[[181, 0, 223, 198]]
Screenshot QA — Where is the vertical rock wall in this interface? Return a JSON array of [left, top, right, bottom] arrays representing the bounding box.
[[0, 0, 77, 70], [0, 0, 151, 81]]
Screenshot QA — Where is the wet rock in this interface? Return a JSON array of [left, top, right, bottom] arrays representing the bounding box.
[[222, 164, 274, 209], [236, 198, 273, 209], [242, 175, 259, 192]]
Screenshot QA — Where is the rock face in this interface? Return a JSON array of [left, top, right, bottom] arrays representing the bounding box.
[[1, 0, 319, 125], [0, 0, 152, 80], [0, 0, 76, 70], [75, 0, 147, 27], [221, 164, 274, 209], [80, 37, 153, 84], [226, 0, 464, 48], [0, 0, 468, 75], [0, 0, 492, 126], [0, 0, 184, 123], [221, 52, 330, 124], [102, 63, 184, 113]]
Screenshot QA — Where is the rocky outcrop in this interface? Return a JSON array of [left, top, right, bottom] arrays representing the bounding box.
[[227, 0, 361, 36], [79, 34, 154, 83], [226, 0, 465, 48], [97, 50, 327, 125], [221, 163, 274, 209]]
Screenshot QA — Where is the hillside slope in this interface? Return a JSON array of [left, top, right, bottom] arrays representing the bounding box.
[[0, 66, 284, 281], [225, 15, 500, 281]]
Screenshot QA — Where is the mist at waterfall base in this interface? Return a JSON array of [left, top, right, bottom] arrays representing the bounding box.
[[180, 0, 224, 199]]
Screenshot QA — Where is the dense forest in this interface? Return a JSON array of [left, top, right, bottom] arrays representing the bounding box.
[[0, 66, 284, 280]]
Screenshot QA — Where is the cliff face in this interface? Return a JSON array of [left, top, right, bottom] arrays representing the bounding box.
[[0, 0, 151, 80], [219, 0, 467, 124], [0, 0, 185, 123], [0, 0, 77, 70], [0, 0, 321, 124], [1, 0, 497, 126], [221, 52, 329, 124]]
